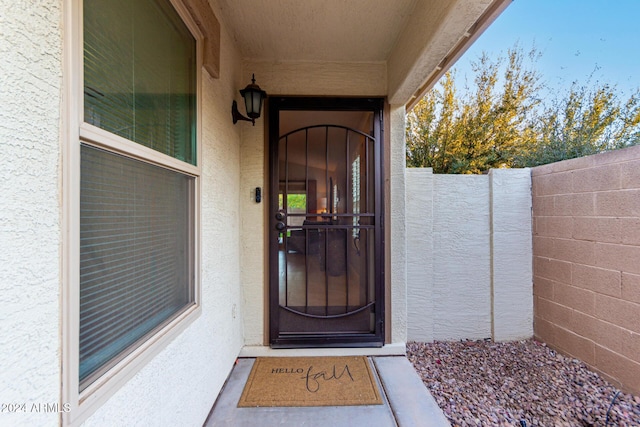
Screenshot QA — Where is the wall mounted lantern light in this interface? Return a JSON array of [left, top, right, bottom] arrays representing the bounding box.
[[232, 74, 267, 125]]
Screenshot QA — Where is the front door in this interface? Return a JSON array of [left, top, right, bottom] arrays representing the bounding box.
[[268, 97, 384, 347]]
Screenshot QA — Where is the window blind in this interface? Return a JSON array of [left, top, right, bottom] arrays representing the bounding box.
[[83, 0, 197, 165], [79, 145, 193, 387]]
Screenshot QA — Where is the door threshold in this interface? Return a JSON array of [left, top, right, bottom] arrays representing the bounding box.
[[239, 342, 406, 358]]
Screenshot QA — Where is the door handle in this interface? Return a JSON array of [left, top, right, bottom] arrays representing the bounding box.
[[275, 211, 285, 221], [275, 221, 286, 231]]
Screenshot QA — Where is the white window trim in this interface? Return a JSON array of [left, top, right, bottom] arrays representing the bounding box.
[[62, 0, 203, 424]]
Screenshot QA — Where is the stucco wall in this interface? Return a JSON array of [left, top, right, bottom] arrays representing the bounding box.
[[406, 168, 533, 342], [406, 169, 435, 342], [83, 26, 245, 427], [491, 169, 534, 340], [1, 1, 247, 424], [433, 174, 492, 339], [387, 0, 493, 104], [238, 60, 411, 346], [82, 15, 246, 427], [239, 114, 267, 346], [0, 1, 63, 426], [532, 145, 640, 395], [389, 105, 408, 344]]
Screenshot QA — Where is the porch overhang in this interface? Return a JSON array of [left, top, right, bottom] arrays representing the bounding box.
[[210, 0, 511, 106]]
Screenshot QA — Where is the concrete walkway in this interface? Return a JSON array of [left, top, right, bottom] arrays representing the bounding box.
[[204, 356, 450, 427]]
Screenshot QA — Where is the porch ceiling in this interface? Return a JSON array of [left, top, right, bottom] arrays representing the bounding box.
[[211, 0, 510, 106], [213, 0, 417, 63]]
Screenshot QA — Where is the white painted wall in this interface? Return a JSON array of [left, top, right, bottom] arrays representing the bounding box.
[[0, 1, 63, 426], [490, 169, 533, 341], [389, 105, 409, 344], [433, 174, 492, 340], [406, 169, 533, 342], [406, 169, 435, 342]]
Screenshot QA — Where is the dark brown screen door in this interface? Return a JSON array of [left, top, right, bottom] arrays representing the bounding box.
[[268, 97, 384, 348]]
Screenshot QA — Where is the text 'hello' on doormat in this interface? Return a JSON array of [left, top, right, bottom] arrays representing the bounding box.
[[237, 356, 383, 407]]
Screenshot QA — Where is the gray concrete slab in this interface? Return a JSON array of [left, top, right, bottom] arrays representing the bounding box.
[[374, 357, 451, 427], [204, 356, 450, 427]]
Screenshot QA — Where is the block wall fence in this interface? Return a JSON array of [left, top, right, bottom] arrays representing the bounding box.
[[531, 145, 640, 395], [406, 168, 533, 343]]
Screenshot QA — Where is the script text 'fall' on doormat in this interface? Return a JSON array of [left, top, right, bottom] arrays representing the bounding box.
[[237, 356, 383, 407]]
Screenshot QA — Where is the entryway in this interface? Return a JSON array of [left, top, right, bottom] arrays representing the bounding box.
[[268, 97, 385, 348], [203, 356, 450, 427]]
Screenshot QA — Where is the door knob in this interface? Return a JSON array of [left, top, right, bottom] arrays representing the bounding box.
[[275, 221, 286, 231], [275, 211, 285, 221]]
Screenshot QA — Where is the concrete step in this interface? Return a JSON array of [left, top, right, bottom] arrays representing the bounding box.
[[204, 356, 450, 427]]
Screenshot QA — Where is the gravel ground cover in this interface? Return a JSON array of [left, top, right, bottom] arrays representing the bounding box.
[[407, 340, 640, 427]]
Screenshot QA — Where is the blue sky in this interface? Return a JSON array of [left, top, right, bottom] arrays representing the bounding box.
[[453, 0, 639, 96]]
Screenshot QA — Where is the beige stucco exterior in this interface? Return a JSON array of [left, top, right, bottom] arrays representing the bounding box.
[[0, 0, 510, 424], [237, 61, 408, 347], [0, 1, 63, 425]]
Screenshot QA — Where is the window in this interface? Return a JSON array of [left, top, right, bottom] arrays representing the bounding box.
[[79, 146, 194, 387], [65, 0, 201, 416], [83, 0, 197, 164], [80, 0, 197, 390]]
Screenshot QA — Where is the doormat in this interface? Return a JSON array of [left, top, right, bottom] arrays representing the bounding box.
[[237, 356, 383, 407]]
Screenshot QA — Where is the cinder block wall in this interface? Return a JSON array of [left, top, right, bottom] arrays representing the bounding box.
[[532, 145, 640, 395], [406, 168, 532, 342]]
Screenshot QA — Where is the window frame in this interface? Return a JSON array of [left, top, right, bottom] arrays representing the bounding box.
[[62, 0, 203, 424]]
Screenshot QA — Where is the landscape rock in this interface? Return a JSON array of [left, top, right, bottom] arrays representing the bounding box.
[[407, 340, 640, 427]]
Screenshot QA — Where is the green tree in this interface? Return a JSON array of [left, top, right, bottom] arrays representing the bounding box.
[[407, 45, 640, 172], [405, 71, 459, 172], [407, 46, 542, 173], [513, 82, 640, 167]]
